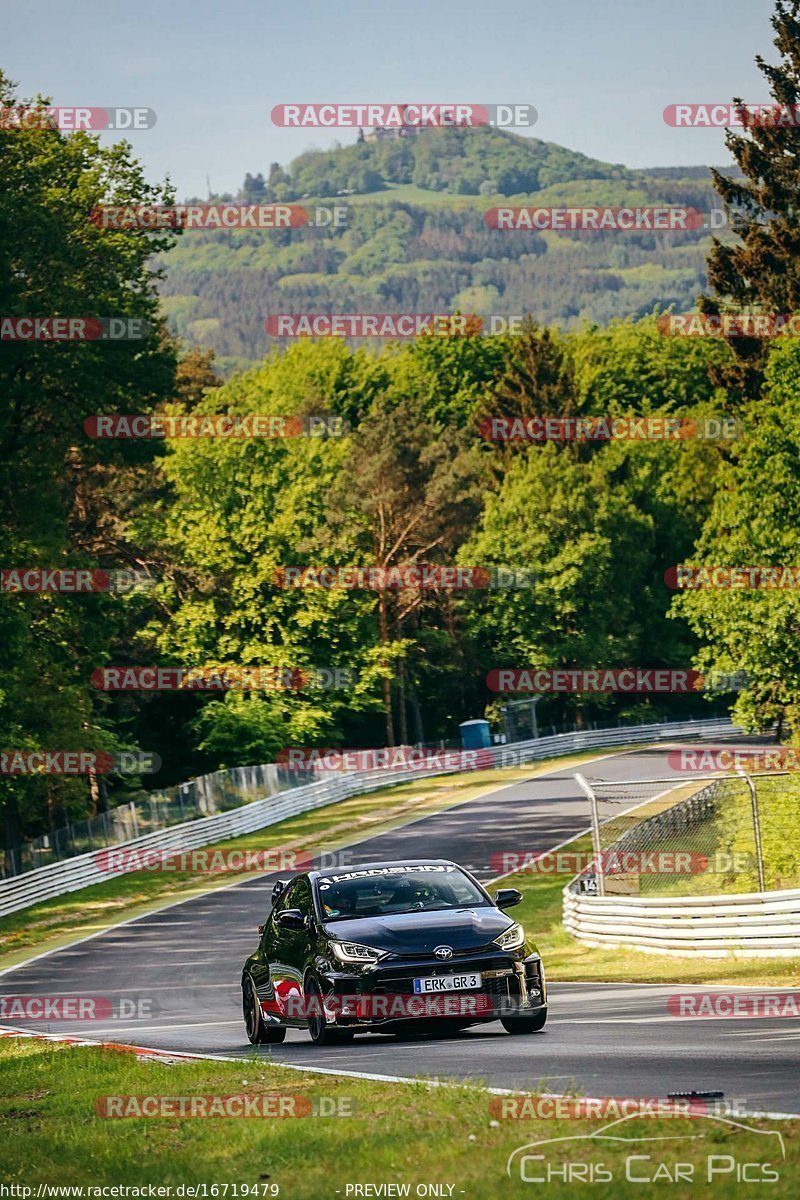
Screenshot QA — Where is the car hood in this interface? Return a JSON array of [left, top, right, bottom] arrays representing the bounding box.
[[323, 907, 514, 954]]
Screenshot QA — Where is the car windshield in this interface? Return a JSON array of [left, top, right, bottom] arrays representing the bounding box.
[[315, 866, 490, 921]]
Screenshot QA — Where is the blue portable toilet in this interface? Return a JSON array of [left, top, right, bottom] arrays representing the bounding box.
[[459, 719, 491, 750]]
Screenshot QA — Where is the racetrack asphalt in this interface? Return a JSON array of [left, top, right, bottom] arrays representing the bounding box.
[[2, 743, 799, 1113]]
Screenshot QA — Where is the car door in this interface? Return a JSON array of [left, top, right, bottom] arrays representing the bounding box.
[[262, 876, 313, 1025]]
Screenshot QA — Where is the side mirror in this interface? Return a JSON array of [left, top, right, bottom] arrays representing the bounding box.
[[495, 887, 523, 910], [276, 908, 307, 931]]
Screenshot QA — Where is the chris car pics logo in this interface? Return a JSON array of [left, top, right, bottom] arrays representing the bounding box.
[[507, 1113, 784, 1184]]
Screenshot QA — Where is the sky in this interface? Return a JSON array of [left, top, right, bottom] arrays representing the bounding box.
[[2, 0, 779, 198]]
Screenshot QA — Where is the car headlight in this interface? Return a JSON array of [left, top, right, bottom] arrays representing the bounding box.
[[331, 941, 386, 964], [494, 922, 525, 951]]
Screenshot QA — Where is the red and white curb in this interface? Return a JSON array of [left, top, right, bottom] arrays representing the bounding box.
[[0, 1024, 196, 1065]]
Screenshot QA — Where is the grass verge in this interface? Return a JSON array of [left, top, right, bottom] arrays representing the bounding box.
[[0, 1038, 796, 1198]]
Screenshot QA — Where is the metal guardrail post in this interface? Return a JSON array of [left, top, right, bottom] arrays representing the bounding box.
[[575, 772, 604, 897], [737, 768, 766, 892]]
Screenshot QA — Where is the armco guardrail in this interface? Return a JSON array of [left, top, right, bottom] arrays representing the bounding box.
[[0, 717, 736, 919], [563, 765, 800, 957], [563, 885, 800, 958]]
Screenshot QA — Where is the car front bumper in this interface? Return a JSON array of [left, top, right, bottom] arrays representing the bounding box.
[[318, 950, 546, 1028]]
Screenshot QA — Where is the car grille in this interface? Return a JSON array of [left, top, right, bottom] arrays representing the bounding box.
[[390, 944, 498, 960], [372, 958, 518, 1001]]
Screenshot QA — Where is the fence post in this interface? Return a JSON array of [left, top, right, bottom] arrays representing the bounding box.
[[737, 769, 765, 891], [575, 773, 604, 897]]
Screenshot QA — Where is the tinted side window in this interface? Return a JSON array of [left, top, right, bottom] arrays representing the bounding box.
[[273, 881, 298, 914], [291, 878, 313, 917]]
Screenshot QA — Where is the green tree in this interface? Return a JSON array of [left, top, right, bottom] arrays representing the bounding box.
[[475, 320, 576, 449], [153, 341, 390, 764], [700, 0, 800, 395], [329, 387, 486, 744], [673, 339, 800, 737], [0, 71, 178, 858], [460, 444, 657, 726]]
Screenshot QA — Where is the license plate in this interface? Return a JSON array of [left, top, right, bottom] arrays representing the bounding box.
[[413, 972, 482, 994]]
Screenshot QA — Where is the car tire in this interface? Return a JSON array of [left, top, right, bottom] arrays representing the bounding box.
[[501, 1009, 547, 1035], [305, 977, 352, 1045], [243, 976, 286, 1045]]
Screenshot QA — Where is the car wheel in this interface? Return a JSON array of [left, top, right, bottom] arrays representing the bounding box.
[[305, 977, 352, 1046], [243, 976, 286, 1045], [501, 1009, 547, 1035]]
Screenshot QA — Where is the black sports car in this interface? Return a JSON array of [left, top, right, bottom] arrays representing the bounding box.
[[241, 858, 547, 1045]]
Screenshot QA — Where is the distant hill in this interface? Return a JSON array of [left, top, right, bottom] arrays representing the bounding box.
[[252, 126, 631, 200], [157, 128, 735, 373]]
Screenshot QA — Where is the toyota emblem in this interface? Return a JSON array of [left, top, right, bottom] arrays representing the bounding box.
[[434, 945, 454, 960]]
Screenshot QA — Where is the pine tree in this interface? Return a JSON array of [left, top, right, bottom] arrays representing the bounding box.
[[474, 320, 576, 454], [700, 0, 800, 393]]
